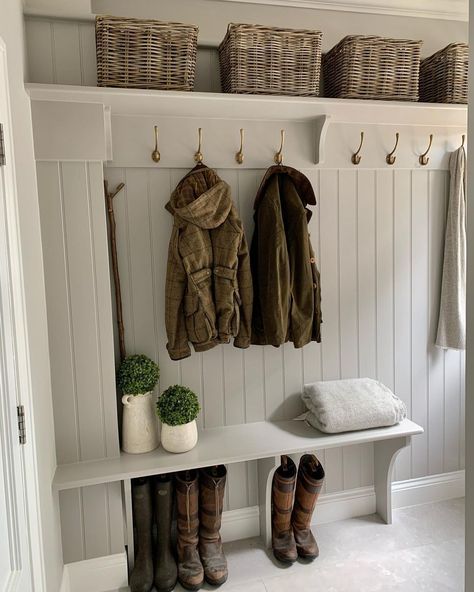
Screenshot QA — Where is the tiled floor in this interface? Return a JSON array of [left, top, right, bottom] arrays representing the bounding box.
[[118, 498, 465, 592]]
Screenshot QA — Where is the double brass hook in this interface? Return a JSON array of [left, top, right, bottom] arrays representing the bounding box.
[[274, 129, 285, 165], [419, 134, 433, 166], [194, 127, 204, 164], [352, 131, 364, 165], [386, 132, 399, 165]]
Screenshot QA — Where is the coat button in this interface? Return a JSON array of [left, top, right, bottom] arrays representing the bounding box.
[[313, 282, 318, 289], [310, 257, 316, 263]]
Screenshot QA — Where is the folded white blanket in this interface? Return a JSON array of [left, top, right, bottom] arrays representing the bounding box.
[[301, 378, 407, 434]]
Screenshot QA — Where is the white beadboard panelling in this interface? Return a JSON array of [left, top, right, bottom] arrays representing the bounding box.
[[26, 17, 97, 85], [37, 160, 123, 563], [104, 163, 465, 515]]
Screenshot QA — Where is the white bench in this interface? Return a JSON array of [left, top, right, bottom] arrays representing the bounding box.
[[53, 417, 423, 565]]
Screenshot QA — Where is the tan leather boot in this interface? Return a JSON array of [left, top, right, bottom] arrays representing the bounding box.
[[176, 470, 204, 591], [199, 465, 228, 586], [271, 456, 297, 564], [292, 454, 325, 560]]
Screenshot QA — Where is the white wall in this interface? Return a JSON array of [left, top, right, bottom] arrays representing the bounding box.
[[0, 1, 62, 590]]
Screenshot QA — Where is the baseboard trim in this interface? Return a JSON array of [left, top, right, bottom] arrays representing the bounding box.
[[63, 552, 128, 592], [221, 505, 260, 542], [392, 469, 465, 509], [222, 469, 465, 540]]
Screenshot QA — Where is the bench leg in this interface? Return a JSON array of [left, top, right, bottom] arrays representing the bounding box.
[[257, 456, 279, 548], [374, 436, 411, 524]]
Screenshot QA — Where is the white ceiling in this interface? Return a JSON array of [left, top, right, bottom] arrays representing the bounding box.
[[23, 0, 468, 21]]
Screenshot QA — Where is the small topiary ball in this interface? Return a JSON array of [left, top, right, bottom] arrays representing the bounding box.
[[156, 385, 200, 426], [117, 354, 159, 395]]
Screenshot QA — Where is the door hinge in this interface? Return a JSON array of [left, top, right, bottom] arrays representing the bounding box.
[[17, 405, 26, 445], [0, 124, 5, 167]]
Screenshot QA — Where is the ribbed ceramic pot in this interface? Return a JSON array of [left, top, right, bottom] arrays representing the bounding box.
[[161, 420, 198, 453], [121, 392, 159, 454]]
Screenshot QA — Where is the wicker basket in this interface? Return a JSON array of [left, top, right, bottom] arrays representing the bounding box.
[[323, 35, 422, 101], [219, 23, 322, 96], [420, 43, 468, 104], [96, 15, 198, 90]]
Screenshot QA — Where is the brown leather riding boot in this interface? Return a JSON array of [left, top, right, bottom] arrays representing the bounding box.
[[292, 454, 325, 560], [271, 456, 297, 564], [153, 475, 178, 592], [176, 470, 204, 591], [198, 465, 228, 586], [130, 478, 154, 592]]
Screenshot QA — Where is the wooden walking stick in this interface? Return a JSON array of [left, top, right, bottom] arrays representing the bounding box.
[[104, 180, 126, 361]]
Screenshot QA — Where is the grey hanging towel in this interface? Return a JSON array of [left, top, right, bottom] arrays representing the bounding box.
[[436, 146, 466, 350]]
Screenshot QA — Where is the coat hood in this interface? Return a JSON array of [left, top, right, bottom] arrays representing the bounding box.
[[254, 165, 317, 210], [166, 165, 233, 229]]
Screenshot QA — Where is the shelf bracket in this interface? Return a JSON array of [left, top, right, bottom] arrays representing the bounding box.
[[314, 115, 331, 165]]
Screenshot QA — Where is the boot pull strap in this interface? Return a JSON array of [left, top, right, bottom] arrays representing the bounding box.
[[210, 478, 220, 518], [185, 482, 193, 533]]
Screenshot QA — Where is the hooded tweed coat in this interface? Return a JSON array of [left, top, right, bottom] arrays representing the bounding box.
[[165, 165, 253, 360], [251, 165, 322, 348]]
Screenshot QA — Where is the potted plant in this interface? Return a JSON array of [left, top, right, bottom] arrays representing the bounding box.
[[156, 385, 200, 453], [118, 354, 160, 454]]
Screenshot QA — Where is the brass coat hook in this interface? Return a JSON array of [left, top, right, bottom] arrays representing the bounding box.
[[386, 132, 399, 165], [194, 127, 204, 163], [274, 129, 285, 165], [236, 128, 244, 164], [419, 134, 433, 166], [352, 131, 364, 165], [461, 134, 466, 148], [151, 125, 161, 163]]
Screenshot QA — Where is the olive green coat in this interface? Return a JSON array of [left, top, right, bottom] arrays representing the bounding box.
[[250, 166, 322, 347], [165, 165, 253, 360]]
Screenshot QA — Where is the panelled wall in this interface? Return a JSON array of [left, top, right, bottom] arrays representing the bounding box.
[[37, 161, 124, 563], [105, 164, 465, 514]]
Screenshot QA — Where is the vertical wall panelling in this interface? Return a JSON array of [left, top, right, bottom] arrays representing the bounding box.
[[37, 161, 123, 563], [411, 171, 430, 478], [393, 170, 413, 482], [104, 157, 465, 515], [428, 171, 448, 476]]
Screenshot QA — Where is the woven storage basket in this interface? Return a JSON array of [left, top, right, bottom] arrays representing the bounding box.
[[323, 35, 422, 101], [420, 43, 468, 104], [219, 23, 322, 96], [96, 15, 198, 90]]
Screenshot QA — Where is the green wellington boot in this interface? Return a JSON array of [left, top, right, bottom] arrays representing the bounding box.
[[130, 478, 154, 592], [154, 475, 178, 592]]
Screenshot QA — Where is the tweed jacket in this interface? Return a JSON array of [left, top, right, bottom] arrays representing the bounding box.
[[165, 165, 253, 360], [250, 165, 322, 348]]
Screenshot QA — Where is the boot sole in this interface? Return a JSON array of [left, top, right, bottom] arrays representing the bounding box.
[[179, 580, 204, 591], [156, 586, 178, 592], [297, 553, 318, 561], [273, 552, 297, 565], [204, 574, 228, 587]]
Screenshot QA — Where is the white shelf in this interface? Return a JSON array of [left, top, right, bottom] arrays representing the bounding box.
[[26, 83, 467, 127], [53, 418, 423, 491]]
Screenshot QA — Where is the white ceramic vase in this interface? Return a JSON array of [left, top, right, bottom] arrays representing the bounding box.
[[121, 392, 159, 454], [161, 420, 198, 453]]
